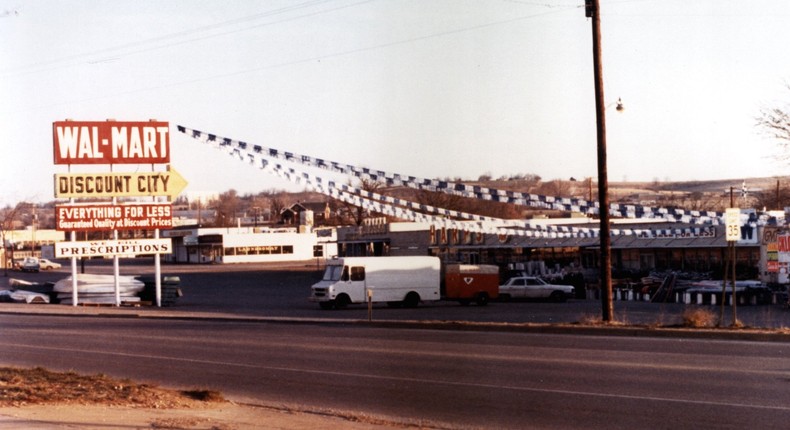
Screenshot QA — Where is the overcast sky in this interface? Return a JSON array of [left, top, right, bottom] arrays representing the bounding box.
[[2, 0, 790, 206]]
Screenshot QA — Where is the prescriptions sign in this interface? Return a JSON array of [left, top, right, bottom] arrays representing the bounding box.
[[53, 121, 170, 164], [55, 238, 173, 258], [56, 203, 173, 232]]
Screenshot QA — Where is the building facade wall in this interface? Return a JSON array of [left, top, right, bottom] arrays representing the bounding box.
[[162, 227, 337, 264]]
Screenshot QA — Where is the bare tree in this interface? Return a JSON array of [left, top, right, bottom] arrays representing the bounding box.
[[751, 180, 790, 211], [340, 178, 384, 226], [269, 194, 287, 223], [0, 203, 25, 276], [414, 189, 520, 220], [758, 84, 790, 165], [213, 190, 241, 227]]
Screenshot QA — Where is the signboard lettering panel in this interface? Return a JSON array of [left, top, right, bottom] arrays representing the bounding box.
[[53, 121, 170, 164], [55, 238, 172, 258], [54, 168, 187, 198], [56, 203, 173, 232]]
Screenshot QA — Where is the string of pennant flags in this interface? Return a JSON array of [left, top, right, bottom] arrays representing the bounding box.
[[177, 126, 726, 224], [181, 131, 597, 238], [178, 125, 736, 238], [267, 162, 720, 239], [211, 143, 582, 238]]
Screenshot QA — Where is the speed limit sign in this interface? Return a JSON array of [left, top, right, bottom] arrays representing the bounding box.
[[725, 208, 741, 242]]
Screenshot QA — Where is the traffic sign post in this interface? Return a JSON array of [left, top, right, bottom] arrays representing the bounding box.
[[725, 208, 741, 241], [722, 208, 740, 326]]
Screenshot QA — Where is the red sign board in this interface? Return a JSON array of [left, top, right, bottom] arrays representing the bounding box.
[[53, 121, 170, 164], [55, 203, 173, 232]]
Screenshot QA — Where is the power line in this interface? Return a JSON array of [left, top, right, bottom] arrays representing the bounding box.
[[3, 5, 574, 114], [0, 0, 348, 77]]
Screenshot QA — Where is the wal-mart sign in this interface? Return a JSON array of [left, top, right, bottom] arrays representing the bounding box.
[[53, 121, 169, 165]]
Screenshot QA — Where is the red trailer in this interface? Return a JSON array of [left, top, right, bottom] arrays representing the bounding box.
[[443, 264, 500, 306]]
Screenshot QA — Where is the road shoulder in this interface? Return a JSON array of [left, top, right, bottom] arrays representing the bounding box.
[[0, 402, 420, 430]]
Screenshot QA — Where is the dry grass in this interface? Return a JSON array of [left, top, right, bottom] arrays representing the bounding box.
[[576, 313, 628, 326], [681, 307, 717, 328], [0, 367, 225, 408]]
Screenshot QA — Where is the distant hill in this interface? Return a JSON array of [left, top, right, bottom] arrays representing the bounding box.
[[621, 177, 790, 194]]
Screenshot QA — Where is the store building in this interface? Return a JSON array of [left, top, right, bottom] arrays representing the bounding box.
[[334, 218, 763, 280], [162, 225, 337, 264]]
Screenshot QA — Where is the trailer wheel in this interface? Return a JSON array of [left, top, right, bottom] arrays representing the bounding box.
[[334, 294, 350, 309], [319, 301, 334, 310], [475, 292, 490, 306], [403, 292, 420, 308]]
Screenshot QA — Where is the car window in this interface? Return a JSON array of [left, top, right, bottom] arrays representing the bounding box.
[[527, 279, 540, 285]]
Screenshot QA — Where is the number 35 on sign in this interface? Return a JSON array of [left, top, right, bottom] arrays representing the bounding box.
[[725, 208, 741, 242]]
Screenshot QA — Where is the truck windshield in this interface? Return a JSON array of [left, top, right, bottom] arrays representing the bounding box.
[[322, 265, 344, 281]]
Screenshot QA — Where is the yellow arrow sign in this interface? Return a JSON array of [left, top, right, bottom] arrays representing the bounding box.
[[54, 167, 188, 198]]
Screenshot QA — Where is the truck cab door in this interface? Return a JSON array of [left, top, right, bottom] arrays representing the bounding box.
[[348, 266, 366, 303]]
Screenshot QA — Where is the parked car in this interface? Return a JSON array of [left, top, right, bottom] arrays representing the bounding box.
[[19, 257, 40, 273], [38, 258, 62, 270], [498, 276, 575, 302]]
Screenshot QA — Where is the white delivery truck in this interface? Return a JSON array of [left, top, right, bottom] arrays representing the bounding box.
[[310, 256, 441, 309]]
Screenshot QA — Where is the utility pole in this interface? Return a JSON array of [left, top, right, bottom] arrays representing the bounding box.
[[587, 0, 614, 322]]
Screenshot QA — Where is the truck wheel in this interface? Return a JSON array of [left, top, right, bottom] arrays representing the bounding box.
[[319, 301, 334, 310], [334, 294, 350, 309], [403, 292, 420, 308], [475, 292, 489, 306]]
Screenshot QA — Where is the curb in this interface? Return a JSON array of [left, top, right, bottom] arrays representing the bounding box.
[[2, 305, 789, 343]]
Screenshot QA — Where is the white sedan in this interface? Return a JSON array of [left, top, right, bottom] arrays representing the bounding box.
[[498, 276, 575, 302], [38, 258, 62, 270]]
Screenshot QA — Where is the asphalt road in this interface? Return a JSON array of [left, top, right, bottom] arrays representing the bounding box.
[[1, 314, 790, 429], [4, 261, 790, 428]]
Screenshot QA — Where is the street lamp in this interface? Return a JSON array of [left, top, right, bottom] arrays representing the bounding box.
[[587, 0, 614, 322]]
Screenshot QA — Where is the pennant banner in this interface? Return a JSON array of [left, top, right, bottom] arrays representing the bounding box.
[[179, 125, 729, 238]]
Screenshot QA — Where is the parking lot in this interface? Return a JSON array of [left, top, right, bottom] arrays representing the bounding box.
[[5, 259, 790, 329]]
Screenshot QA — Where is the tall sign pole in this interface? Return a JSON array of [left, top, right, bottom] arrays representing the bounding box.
[[723, 189, 741, 326], [587, 0, 613, 321]]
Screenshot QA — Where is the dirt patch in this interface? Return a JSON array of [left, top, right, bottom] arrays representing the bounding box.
[[0, 367, 433, 429], [0, 366, 223, 408]]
